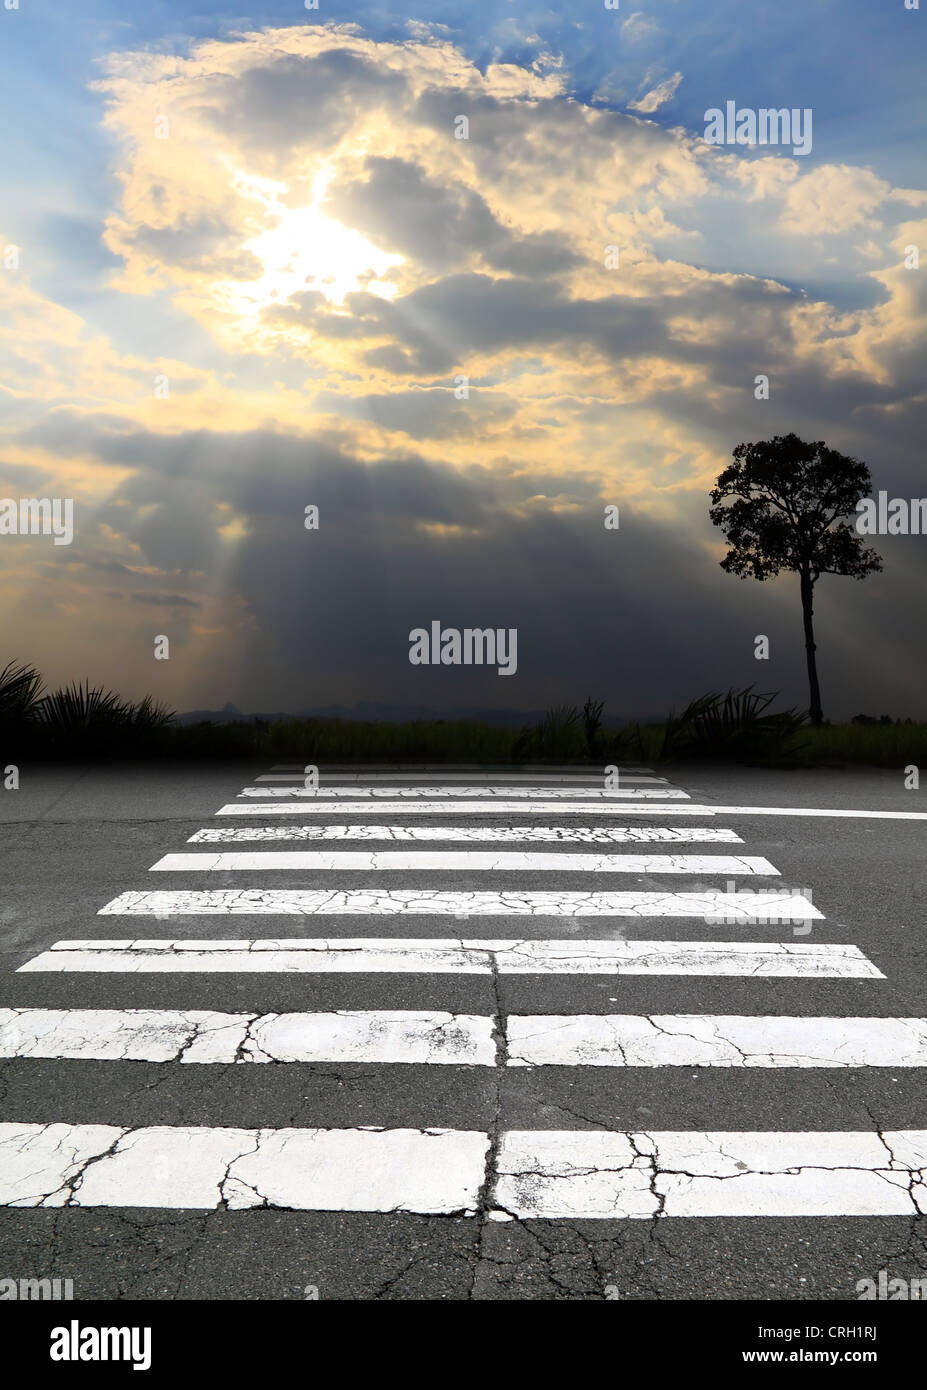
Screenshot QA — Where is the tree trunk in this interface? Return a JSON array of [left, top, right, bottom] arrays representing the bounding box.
[[799, 570, 823, 725]]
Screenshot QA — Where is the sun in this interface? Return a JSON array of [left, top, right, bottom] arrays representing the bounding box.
[[217, 165, 404, 320]]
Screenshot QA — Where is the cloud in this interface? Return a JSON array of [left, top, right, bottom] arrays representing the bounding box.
[[628, 71, 683, 113], [621, 13, 661, 45], [1, 23, 925, 716], [778, 163, 927, 237], [130, 593, 200, 607]]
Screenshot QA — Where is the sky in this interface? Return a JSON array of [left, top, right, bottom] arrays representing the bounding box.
[[1, 0, 925, 721]]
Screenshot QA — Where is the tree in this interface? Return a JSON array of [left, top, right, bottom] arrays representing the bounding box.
[[709, 434, 882, 725]]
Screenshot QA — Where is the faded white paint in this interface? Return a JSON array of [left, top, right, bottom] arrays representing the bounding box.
[[19, 938, 881, 977], [259, 772, 667, 784], [0, 1007, 495, 1065], [269, 766, 656, 776], [149, 851, 777, 875], [0, 1123, 488, 1213], [630, 804, 927, 822], [4, 1008, 920, 1068], [269, 766, 656, 775], [189, 825, 743, 845], [237, 786, 689, 800], [1, 1123, 923, 1217], [506, 1015, 927, 1067], [217, 801, 709, 817], [493, 1130, 927, 1219], [97, 888, 818, 917]]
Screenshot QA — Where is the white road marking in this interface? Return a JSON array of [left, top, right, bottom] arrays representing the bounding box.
[[150, 850, 778, 876], [19, 939, 880, 977], [237, 786, 690, 800], [0, 1008, 495, 1065], [492, 1130, 927, 1219], [268, 767, 655, 777], [0, 1123, 488, 1213], [506, 1015, 927, 1068], [217, 801, 710, 817], [655, 804, 927, 822], [189, 825, 743, 844], [257, 772, 669, 785], [96, 888, 818, 917], [1, 1123, 922, 1217], [5, 1009, 921, 1068], [224, 800, 927, 821]]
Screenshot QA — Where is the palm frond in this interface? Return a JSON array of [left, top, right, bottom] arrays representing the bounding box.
[[36, 682, 132, 731], [0, 661, 45, 723]]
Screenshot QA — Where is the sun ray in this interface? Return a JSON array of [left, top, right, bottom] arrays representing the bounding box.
[[214, 163, 403, 320]]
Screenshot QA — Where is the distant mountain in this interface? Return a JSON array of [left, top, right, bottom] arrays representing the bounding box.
[[172, 702, 654, 728]]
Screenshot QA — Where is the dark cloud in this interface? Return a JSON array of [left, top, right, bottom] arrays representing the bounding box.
[[311, 387, 518, 438], [127, 217, 263, 278], [196, 50, 408, 168], [13, 416, 923, 718], [325, 156, 580, 276], [130, 593, 200, 607], [269, 271, 804, 377]]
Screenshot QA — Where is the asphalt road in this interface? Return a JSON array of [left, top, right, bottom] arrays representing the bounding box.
[[0, 760, 925, 1300]]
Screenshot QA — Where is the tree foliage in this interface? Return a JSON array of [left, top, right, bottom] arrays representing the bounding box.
[[709, 433, 882, 584]]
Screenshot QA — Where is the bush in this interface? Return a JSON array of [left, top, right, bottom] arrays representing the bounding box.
[[638, 687, 808, 763], [0, 661, 45, 734], [31, 682, 174, 757]]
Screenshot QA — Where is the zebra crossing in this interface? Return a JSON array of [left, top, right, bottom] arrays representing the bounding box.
[[2, 766, 926, 1231]]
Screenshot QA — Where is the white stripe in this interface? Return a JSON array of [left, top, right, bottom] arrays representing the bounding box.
[[260, 779, 927, 819], [269, 766, 655, 776], [4, 1009, 920, 1068], [506, 1015, 927, 1067], [225, 799, 927, 822], [19, 939, 880, 977], [0, 1123, 488, 1213], [217, 801, 710, 817], [0, 1008, 494, 1065], [493, 1130, 927, 1219], [237, 786, 689, 800], [150, 851, 778, 875], [97, 888, 819, 917], [189, 825, 744, 844], [2, 1124, 923, 1216], [259, 772, 668, 784], [682, 804, 927, 822]]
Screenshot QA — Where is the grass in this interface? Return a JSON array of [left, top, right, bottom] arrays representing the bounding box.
[[615, 720, 927, 768], [1, 662, 923, 765], [788, 722, 927, 768]]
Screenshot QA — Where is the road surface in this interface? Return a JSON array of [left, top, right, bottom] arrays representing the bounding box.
[[1, 761, 925, 1299]]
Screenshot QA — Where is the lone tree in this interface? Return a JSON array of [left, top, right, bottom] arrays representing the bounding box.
[[709, 434, 882, 725]]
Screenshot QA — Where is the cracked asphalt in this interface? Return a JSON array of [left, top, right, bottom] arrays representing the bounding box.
[[1, 760, 926, 1300]]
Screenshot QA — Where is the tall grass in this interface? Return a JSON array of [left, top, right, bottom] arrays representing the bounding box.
[[794, 722, 927, 767], [2, 660, 923, 765], [512, 704, 587, 761], [658, 687, 808, 763]]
